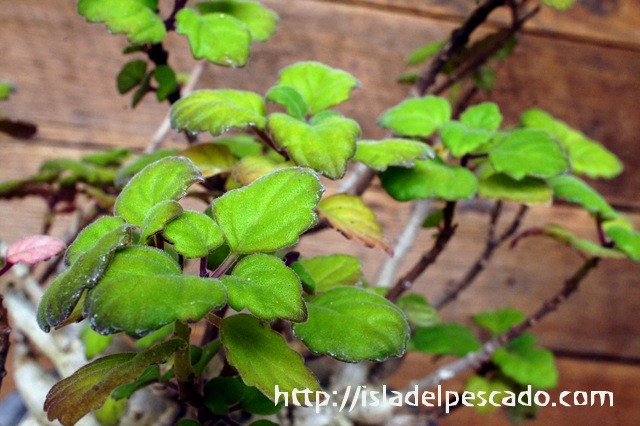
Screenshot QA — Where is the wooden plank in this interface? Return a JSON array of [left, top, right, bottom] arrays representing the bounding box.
[[322, 0, 640, 49], [390, 353, 640, 426], [1, 0, 639, 206]]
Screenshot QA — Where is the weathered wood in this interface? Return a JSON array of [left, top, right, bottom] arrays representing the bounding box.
[[1, 0, 639, 206]]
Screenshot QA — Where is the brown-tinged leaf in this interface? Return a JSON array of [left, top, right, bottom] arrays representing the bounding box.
[[175, 143, 237, 177], [317, 194, 393, 255], [6, 235, 66, 265], [231, 154, 294, 186]]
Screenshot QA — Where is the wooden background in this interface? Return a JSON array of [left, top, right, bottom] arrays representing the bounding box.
[[0, 0, 639, 424]]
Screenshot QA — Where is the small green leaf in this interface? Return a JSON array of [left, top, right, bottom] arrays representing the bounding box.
[[605, 226, 640, 262], [122, 44, 146, 54], [80, 326, 115, 359], [215, 134, 262, 158], [478, 172, 552, 205], [66, 217, 127, 265], [115, 157, 202, 227], [464, 376, 512, 415], [77, 0, 166, 44], [520, 109, 622, 179], [378, 96, 451, 137], [422, 209, 444, 229], [44, 339, 185, 426], [396, 72, 419, 85], [112, 365, 160, 400], [93, 395, 126, 426], [471, 66, 497, 92], [289, 261, 316, 294], [293, 287, 409, 362], [541, 0, 577, 10], [379, 158, 478, 202], [396, 294, 440, 328], [493, 341, 558, 389], [135, 324, 174, 349], [203, 376, 246, 414], [212, 168, 323, 253], [269, 62, 360, 116], [232, 154, 293, 186], [353, 139, 434, 171], [298, 254, 362, 293], [221, 254, 306, 322], [114, 149, 180, 188], [0, 80, 16, 101], [220, 314, 321, 402], [237, 385, 284, 415], [196, 0, 279, 42], [176, 143, 237, 177], [539, 224, 626, 259], [164, 211, 224, 258], [117, 60, 147, 94], [131, 70, 152, 108], [154, 65, 178, 101], [489, 129, 570, 180], [409, 323, 482, 357], [265, 85, 307, 120], [406, 40, 446, 65], [176, 8, 252, 67], [439, 121, 492, 157], [267, 112, 361, 179], [40, 159, 115, 186], [473, 308, 525, 335], [170, 90, 266, 136], [548, 175, 616, 220], [460, 102, 502, 131], [317, 194, 392, 254], [82, 148, 131, 167], [84, 246, 227, 337], [140, 200, 183, 242]]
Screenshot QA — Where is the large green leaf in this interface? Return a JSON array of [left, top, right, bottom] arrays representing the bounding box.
[[44, 339, 185, 426], [409, 323, 482, 357], [164, 211, 225, 258], [605, 226, 640, 262], [139, 200, 183, 242], [396, 294, 440, 328], [37, 225, 134, 332], [378, 96, 451, 137], [195, 0, 279, 41], [439, 121, 493, 158], [317, 194, 392, 254], [492, 335, 558, 389], [114, 157, 202, 227], [472, 307, 525, 335], [268, 62, 359, 116], [353, 139, 434, 171], [478, 172, 552, 205], [175, 8, 252, 67], [84, 246, 227, 337], [298, 254, 362, 293], [211, 168, 323, 253], [221, 254, 306, 322], [175, 143, 237, 177], [460, 102, 502, 131], [538, 224, 626, 259], [77, 0, 166, 44], [117, 60, 147, 94], [379, 158, 478, 202], [267, 111, 361, 179], [292, 286, 409, 362], [66, 216, 127, 265], [548, 175, 616, 220], [489, 129, 570, 180], [170, 90, 266, 136], [220, 314, 320, 401], [520, 109, 622, 179], [114, 149, 180, 188]]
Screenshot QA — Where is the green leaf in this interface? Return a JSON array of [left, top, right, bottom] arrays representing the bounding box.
[[605, 226, 640, 262], [232, 154, 293, 186], [539, 224, 626, 259], [396, 294, 440, 328], [317, 194, 392, 254], [112, 365, 160, 400], [269, 62, 360, 116], [541, 0, 577, 10], [203, 376, 246, 414], [265, 85, 307, 120], [154, 65, 178, 102], [77, 0, 166, 44], [130, 70, 152, 108], [114, 149, 180, 188], [409, 323, 482, 357], [548, 175, 616, 220], [520, 109, 622, 179], [122, 44, 146, 54], [237, 385, 284, 415], [396, 72, 419, 85], [489, 129, 570, 180], [164, 210, 224, 258], [44, 339, 185, 426], [193, 340, 223, 377], [175, 8, 252, 67], [135, 324, 174, 349], [378, 96, 451, 137], [478, 172, 552, 205], [140, 200, 183, 242], [93, 395, 126, 426], [473, 308, 525, 335], [195, 0, 279, 42], [115, 157, 202, 227], [460, 102, 502, 131], [439, 121, 493, 158], [298, 254, 362, 293], [117, 60, 147, 94], [38, 225, 134, 332], [176, 142, 237, 177], [379, 158, 478, 202], [214, 134, 262, 158], [353, 139, 434, 171], [80, 326, 115, 359], [289, 261, 316, 294], [82, 148, 131, 167], [40, 159, 115, 186], [293, 287, 409, 362], [220, 314, 321, 401], [422, 208, 444, 228], [212, 168, 323, 253], [471, 66, 497, 92], [170, 90, 266, 136], [406, 40, 446, 65], [66, 217, 127, 265], [221, 254, 306, 322], [84, 246, 228, 337], [0, 80, 15, 101], [464, 376, 512, 415], [267, 112, 361, 179], [493, 341, 558, 389]]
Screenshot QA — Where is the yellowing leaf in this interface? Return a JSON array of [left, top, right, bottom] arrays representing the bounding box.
[[176, 143, 237, 177]]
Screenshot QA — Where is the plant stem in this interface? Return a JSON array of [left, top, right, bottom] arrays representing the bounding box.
[[0, 262, 13, 277], [173, 320, 203, 406], [164, 0, 190, 32], [212, 253, 239, 279], [252, 126, 290, 160], [0, 295, 10, 392]]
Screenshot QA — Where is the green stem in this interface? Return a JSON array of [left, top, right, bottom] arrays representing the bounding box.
[[173, 320, 202, 406], [212, 252, 239, 278]]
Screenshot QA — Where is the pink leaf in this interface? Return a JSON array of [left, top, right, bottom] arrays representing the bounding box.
[[6, 236, 66, 265]]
